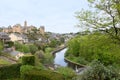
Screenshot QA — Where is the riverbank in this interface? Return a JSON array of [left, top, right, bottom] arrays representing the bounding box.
[[64, 58, 86, 68], [51, 44, 66, 55]]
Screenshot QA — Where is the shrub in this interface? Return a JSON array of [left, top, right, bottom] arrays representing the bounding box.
[[29, 44, 38, 55], [0, 63, 21, 79], [14, 42, 30, 53], [20, 65, 64, 80], [73, 61, 120, 80], [5, 41, 14, 47], [22, 55, 35, 66], [56, 67, 76, 80], [66, 32, 120, 65]]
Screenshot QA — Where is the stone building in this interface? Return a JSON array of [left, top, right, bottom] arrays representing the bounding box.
[[12, 24, 22, 33], [39, 26, 45, 35], [2, 21, 45, 35]]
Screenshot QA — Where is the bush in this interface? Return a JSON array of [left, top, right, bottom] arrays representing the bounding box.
[[29, 44, 38, 55], [35, 50, 54, 65], [45, 47, 54, 53], [5, 41, 14, 47], [22, 55, 35, 66], [20, 65, 64, 80], [73, 61, 120, 80], [14, 42, 30, 53], [56, 67, 76, 80], [66, 32, 120, 65], [0, 63, 21, 79]]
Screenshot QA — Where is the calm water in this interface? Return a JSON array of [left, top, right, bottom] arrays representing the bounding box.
[[54, 48, 67, 66]]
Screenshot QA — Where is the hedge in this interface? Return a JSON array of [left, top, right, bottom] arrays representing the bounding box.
[[0, 63, 22, 79], [20, 65, 64, 80], [22, 55, 35, 66]]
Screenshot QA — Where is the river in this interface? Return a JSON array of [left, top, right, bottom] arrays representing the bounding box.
[[54, 48, 67, 66], [54, 48, 86, 74]]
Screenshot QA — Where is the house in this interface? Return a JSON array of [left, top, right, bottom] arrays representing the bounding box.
[[9, 33, 28, 43], [0, 32, 10, 42], [10, 51, 24, 60], [0, 32, 10, 48]]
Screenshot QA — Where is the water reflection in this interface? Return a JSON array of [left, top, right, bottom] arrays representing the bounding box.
[[54, 48, 67, 66]]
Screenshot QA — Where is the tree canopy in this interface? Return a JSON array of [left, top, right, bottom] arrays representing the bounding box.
[[76, 0, 120, 40]]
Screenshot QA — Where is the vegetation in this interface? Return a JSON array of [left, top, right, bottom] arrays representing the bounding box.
[[0, 41, 3, 53], [22, 55, 35, 66], [29, 44, 38, 55], [14, 42, 30, 53], [75, 0, 120, 40], [35, 50, 54, 65], [0, 55, 64, 80], [20, 65, 64, 80], [65, 0, 120, 79], [0, 63, 21, 79], [66, 32, 120, 66], [56, 67, 76, 80], [73, 61, 120, 80]]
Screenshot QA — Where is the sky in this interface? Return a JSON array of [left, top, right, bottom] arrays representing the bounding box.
[[0, 0, 89, 33]]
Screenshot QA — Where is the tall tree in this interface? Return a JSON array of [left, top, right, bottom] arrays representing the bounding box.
[[76, 0, 120, 40]]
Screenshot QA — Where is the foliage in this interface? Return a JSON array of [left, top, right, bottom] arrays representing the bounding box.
[[56, 67, 76, 80], [42, 53, 54, 65], [22, 55, 35, 66], [49, 39, 61, 48], [5, 41, 14, 47], [66, 32, 120, 65], [45, 47, 54, 53], [34, 41, 47, 51], [0, 41, 3, 52], [29, 44, 38, 55], [14, 42, 30, 53], [0, 63, 21, 79], [75, 0, 120, 40], [73, 61, 120, 80], [35, 50, 54, 65], [20, 65, 64, 80]]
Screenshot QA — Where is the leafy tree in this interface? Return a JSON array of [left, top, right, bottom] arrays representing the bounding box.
[[73, 61, 120, 80], [67, 37, 80, 57], [22, 45, 30, 53], [66, 32, 120, 65], [75, 0, 120, 40], [49, 39, 59, 48], [35, 50, 53, 65], [29, 44, 38, 55], [14, 42, 30, 53]]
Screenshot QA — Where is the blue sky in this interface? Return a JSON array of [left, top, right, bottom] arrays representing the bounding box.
[[0, 0, 88, 33]]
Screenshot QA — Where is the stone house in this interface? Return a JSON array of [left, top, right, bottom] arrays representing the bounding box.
[[9, 33, 28, 43]]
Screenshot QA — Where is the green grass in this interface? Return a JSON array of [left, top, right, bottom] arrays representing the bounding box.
[[0, 58, 10, 64]]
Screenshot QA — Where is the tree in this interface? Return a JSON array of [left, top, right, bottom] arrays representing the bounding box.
[[73, 61, 120, 80], [29, 44, 38, 55], [75, 0, 120, 40]]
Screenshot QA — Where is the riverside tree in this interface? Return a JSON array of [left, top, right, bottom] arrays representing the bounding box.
[[75, 0, 120, 40]]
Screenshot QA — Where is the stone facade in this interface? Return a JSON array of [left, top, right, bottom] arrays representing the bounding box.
[[9, 33, 28, 43], [39, 26, 45, 35], [2, 21, 40, 34]]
